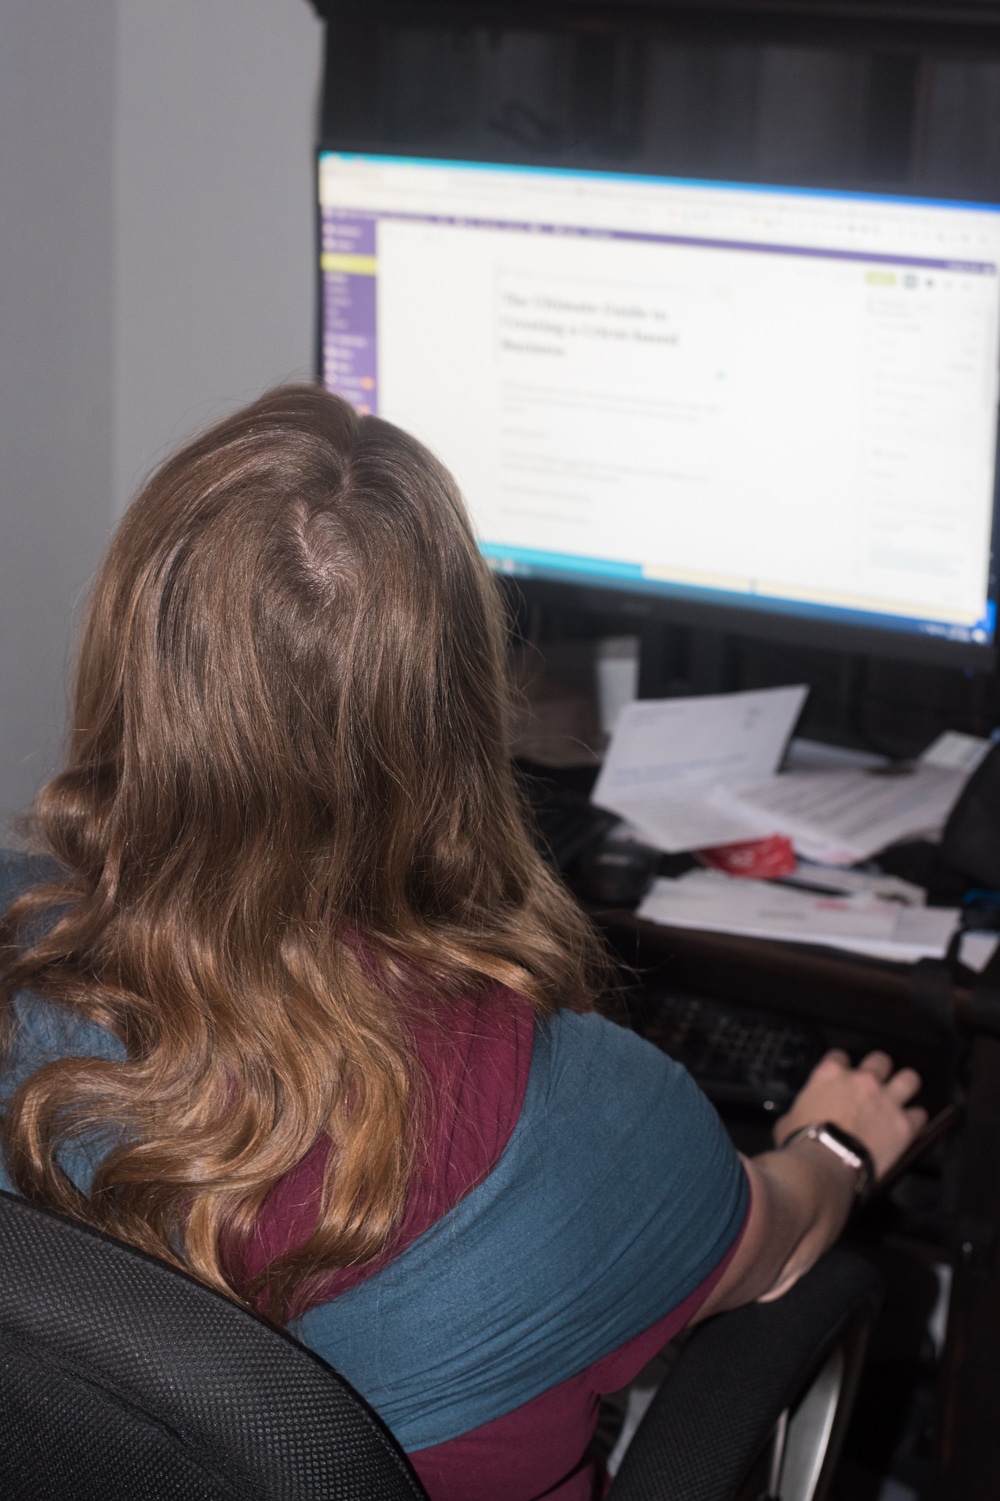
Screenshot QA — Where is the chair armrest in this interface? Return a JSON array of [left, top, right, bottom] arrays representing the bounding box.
[[608, 1248, 882, 1501]]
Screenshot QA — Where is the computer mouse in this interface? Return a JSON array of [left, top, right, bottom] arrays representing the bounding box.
[[577, 836, 661, 907]]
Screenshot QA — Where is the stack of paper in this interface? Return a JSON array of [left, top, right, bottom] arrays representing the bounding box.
[[710, 761, 966, 865], [636, 868, 960, 963], [591, 685, 990, 864], [591, 685, 809, 854]]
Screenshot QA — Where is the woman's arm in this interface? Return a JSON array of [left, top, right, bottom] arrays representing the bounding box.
[[692, 1048, 926, 1319]]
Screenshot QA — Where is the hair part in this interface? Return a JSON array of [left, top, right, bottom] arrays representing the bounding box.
[[0, 386, 609, 1319]]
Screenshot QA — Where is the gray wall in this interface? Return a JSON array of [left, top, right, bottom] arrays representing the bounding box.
[[0, 0, 322, 829], [113, 0, 322, 512], [0, 1, 117, 827]]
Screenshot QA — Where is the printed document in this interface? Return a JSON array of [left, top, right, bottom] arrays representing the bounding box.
[[637, 869, 960, 963], [716, 729, 990, 864], [590, 685, 808, 853], [593, 684, 988, 861], [712, 764, 964, 865]]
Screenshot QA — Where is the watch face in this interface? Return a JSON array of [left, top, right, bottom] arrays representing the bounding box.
[[820, 1127, 862, 1164], [784, 1121, 873, 1196], [818, 1125, 873, 1195]]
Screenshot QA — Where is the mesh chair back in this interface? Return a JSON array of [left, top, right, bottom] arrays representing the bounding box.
[[0, 1191, 428, 1501]]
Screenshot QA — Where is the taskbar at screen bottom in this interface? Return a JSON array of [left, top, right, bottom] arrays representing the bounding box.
[[481, 545, 997, 663]]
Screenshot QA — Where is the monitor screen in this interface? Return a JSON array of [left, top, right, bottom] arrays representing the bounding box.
[[318, 150, 1000, 664]]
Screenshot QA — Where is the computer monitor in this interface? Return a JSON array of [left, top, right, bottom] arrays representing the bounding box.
[[318, 150, 1000, 668]]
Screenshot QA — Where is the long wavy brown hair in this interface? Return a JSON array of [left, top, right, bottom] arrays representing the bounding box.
[[0, 386, 608, 1321]]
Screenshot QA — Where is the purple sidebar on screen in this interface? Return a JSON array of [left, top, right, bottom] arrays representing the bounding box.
[[322, 211, 378, 415]]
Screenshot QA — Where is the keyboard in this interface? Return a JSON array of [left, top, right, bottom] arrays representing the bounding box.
[[642, 989, 828, 1114]]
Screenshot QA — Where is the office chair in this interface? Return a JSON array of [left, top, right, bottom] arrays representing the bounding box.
[[609, 1248, 880, 1501], [0, 1189, 880, 1501]]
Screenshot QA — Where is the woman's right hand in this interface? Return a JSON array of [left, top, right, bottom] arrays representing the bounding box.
[[694, 1048, 927, 1318], [772, 1048, 927, 1182], [695, 1047, 927, 1319]]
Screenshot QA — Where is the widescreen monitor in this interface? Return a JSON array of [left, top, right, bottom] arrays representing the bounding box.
[[318, 150, 1000, 667]]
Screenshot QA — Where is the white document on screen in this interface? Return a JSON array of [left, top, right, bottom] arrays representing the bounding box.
[[590, 685, 808, 854]]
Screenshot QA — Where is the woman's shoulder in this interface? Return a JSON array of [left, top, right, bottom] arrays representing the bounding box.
[[0, 848, 125, 1084], [0, 850, 125, 1196], [0, 848, 64, 912], [528, 1005, 742, 1185]]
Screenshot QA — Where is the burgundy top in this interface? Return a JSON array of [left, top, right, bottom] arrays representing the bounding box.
[[239, 985, 535, 1304]]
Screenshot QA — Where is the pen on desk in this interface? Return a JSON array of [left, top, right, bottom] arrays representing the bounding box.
[[771, 876, 853, 897]]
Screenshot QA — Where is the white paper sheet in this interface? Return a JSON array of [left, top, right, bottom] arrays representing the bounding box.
[[920, 730, 992, 774], [636, 869, 959, 963], [838, 906, 962, 963], [711, 729, 990, 864], [714, 763, 967, 865], [590, 685, 808, 854], [590, 690, 986, 862], [960, 931, 1000, 973]]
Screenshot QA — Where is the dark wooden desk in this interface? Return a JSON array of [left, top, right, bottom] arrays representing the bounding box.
[[586, 906, 1000, 1501]]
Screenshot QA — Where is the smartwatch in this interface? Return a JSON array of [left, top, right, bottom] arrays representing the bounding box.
[[781, 1121, 875, 1202]]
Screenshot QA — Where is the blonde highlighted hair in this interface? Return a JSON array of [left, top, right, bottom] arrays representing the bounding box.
[[0, 386, 607, 1320]]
